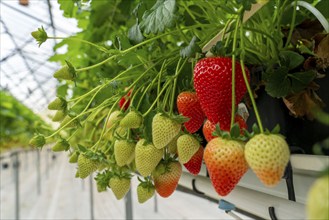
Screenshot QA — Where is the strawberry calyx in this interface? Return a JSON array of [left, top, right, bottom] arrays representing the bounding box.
[[244, 123, 282, 139], [95, 170, 111, 192], [29, 134, 46, 148], [52, 138, 70, 152], [53, 60, 76, 81], [78, 145, 107, 164], [31, 26, 48, 47], [212, 123, 247, 142]]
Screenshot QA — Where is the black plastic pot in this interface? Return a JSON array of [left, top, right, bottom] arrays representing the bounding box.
[[246, 75, 329, 155]]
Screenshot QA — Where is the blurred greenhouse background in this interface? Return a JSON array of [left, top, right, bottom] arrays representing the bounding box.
[[0, 1, 242, 219], [1, 0, 328, 220]]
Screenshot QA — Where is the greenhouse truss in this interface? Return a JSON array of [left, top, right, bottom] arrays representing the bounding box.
[[0, 0, 329, 220]]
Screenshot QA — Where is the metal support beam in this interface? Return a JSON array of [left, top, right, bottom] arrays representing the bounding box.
[[1, 20, 50, 103]]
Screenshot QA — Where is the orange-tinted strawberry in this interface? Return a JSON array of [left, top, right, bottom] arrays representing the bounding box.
[[177, 91, 205, 133], [244, 133, 290, 186], [152, 160, 182, 198], [204, 137, 248, 196], [193, 57, 249, 124], [183, 146, 204, 175]]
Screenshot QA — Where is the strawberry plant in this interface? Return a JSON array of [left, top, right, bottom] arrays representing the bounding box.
[[0, 91, 52, 152], [30, 0, 328, 203]]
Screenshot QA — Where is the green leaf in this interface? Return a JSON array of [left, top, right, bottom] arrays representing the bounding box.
[[139, 0, 177, 34], [280, 50, 305, 70], [180, 36, 201, 58], [264, 67, 290, 98], [78, 144, 87, 152], [128, 20, 145, 45], [236, 0, 257, 11], [58, 0, 77, 18], [289, 70, 316, 93], [230, 123, 240, 139], [252, 123, 260, 134], [271, 124, 280, 134], [210, 41, 229, 57]]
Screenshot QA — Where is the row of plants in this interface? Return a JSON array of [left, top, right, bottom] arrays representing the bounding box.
[[0, 91, 52, 153], [29, 0, 328, 218]]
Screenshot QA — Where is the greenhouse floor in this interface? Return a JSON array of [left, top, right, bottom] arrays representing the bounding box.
[[0, 148, 245, 220]]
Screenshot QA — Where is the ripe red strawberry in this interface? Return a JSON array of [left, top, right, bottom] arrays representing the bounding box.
[[203, 118, 229, 142], [204, 137, 248, 196], [234, 114, 248, 133], [119, 89, 132, 111], [152, 160, 182, 198], [193, 57, 249, 124], [203, 114, 247, 142], [177, 91, 205, 133], [183, 146, 204, 175], [244, 133, 290, 186]]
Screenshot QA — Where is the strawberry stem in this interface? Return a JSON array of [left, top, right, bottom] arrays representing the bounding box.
[[47, 36, 108, 52], [142, 79, 173, 117], [169, 58, 182, 115], [74, 24, 212, 73], [157, 60, 167, 109], [284, 0, 298, 48], [169, 58, 188, 115], [230, 17, 241, 128], [239, 27, 264, 133]]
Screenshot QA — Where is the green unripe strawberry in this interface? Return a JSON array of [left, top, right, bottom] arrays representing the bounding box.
[[245, 133, 290, 186], [77, 154, 98, 179], [106, 110, 122, 129], [53, 61, 76, 80], [48, 97, 67, 110], [29, 134, 46, 148], [69, 152, 79, 163], [114, 140, 135, 167], [137, 181, 155, 203], [52, 110, 66, 122], [307, 174, 329, 219], [177, 134, 200, 163], [60, 115, 79, 128], [135, 139, 163, 177], [109, 176, 131, 200], [52, 139, 70, 152], [152, 113, 181, 149], [120, 111, 143, 129]]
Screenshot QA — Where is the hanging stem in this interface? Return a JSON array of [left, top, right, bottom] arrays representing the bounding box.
[[47, 36, 107, 52], [157, 60, 168, 108], [230, 16, 241, 128], [169, 58, 188, 115], [285, 0, 297, 48], [142, 79, 173, 117], [239, 26, 264, 133]]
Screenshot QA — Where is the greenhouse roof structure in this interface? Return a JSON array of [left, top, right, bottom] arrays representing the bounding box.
[[0, 0, 79, 113]]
